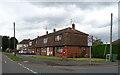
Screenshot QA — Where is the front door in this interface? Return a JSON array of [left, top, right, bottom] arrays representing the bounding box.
[[53, 47, 55, 56]]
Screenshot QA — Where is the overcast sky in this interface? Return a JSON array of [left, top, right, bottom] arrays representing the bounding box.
[[0, 1, 118, 43]]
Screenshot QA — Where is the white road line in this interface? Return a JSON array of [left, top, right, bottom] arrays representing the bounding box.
[[18, 63, 37, 74]]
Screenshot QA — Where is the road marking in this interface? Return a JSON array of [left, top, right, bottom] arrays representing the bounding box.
[[18, 63, 37, 74]]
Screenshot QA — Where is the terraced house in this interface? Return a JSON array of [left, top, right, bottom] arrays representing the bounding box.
[[32, 24, 90, 58]]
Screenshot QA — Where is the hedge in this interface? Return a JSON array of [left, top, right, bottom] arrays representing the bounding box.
[[92, 44, 119, 60]]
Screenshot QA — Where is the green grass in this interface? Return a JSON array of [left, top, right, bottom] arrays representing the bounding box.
[[31, 56, 63, 60], [68, 58, 106, 63], [4, 53, 22, 61], [30, 56, 106, 63]]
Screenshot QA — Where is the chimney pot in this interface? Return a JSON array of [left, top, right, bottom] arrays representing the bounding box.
[[72, 24, 75, 29], [53, 29, 56, 32], [46, 31, 48, 35]]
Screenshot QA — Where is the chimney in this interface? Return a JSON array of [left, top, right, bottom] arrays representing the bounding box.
[[53, 29, 56, 32], [72, 24, 75, 29], [46, 31, 48, 35]]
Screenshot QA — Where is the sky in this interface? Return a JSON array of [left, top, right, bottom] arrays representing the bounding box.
[[0, 0, 119, 43]]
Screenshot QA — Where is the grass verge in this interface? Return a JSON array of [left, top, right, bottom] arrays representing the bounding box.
[[30, 56, 106, 63], [4, 53, 22, 61], [31, 56, 62, 60], [68, 58, 106, 63]]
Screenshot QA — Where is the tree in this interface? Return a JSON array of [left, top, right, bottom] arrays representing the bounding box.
[[93, 37, 103, 45], [10, 37, 18, 49], [2, 36, 10, 51], [2, 36, 18, 52]]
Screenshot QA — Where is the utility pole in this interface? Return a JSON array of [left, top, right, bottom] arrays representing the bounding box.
[[110, 13, 113, 61], [13, 22, 16, 56]]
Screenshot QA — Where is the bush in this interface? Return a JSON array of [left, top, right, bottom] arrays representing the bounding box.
[[81, 51, 86, 57], [92, 44, 119, 59]]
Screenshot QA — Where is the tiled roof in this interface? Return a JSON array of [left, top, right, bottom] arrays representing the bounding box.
[[18, 39, 33, 44], [40, 27, 88, 37], [112, 39, 120, 44]]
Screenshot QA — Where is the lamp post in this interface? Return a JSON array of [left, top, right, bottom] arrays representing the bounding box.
[[13, 22, 16, 56], [110, 13, 113, 61]]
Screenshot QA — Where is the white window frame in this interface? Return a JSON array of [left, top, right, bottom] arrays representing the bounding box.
[[55, 35, 62, 41], [43, 37, 48, 44]]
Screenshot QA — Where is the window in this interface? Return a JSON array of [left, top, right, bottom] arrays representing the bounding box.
[[29, 42, 32, 46], [43, 37, 48, 44], [36, 48, 40, 52], [57, 47, 63, 54], [55, 35, 62, 41], [35, 39, 38, 44], [41, 48, 46, 52]]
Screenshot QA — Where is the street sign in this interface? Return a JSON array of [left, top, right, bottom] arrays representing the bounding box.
[[88, 35, 93, 65], [62, 49, 66, 56], [88, 35, 93, 46]]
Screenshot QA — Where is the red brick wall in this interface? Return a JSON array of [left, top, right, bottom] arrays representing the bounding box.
[[33, 46, 90, 58], [67, 46, 82, 58]]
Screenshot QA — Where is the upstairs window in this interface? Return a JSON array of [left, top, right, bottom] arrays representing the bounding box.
[[55, 35, 62, 41], [35, 39, 38, 45], [43, 37, 48, 44], [29, 42, 32, 46]]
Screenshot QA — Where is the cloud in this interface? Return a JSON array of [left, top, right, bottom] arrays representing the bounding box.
[[0, 2, 118, 43]]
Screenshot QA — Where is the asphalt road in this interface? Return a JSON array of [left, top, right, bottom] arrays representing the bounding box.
[[2, 54, 37, 74], [1, 53, 119, 74]]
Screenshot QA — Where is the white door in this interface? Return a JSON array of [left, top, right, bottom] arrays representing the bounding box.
[[47, 47, 49, 56]]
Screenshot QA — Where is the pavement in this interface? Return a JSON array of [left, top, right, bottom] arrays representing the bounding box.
[[2, 53, 119, 74]]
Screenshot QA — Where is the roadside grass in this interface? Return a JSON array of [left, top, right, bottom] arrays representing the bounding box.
[[68, 58, 106, 63], [4, 53, 22, 61], [30, 56, 106, 63], [31, 56, 63, 60]]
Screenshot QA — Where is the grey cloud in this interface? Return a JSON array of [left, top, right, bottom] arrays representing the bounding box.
[[30, 2, 114, 10]]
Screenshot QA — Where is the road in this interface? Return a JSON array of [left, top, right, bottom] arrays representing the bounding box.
[[1, 53, 119, 75]]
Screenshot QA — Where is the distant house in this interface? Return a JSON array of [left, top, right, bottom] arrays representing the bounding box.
[[32, 24, 90, 58], [17, 39, 34, 53], [112, 39, 120, 44]]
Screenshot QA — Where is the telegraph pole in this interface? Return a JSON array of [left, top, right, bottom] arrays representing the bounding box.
[[13, 22, 16, 56], [110, 13, 113, 61]]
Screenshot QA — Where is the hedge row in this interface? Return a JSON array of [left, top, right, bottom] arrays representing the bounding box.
[[92, 44, 120, 60]]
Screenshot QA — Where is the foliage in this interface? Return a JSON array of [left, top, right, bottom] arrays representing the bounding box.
[[9, 37, 18, 49], [92, 44, 119, 59], [2, 36, 18, 52], [4, 53, 22, 61], [93, 37, 103, 45], [2, 36, 9, 51], [81, 51, 86, 57]]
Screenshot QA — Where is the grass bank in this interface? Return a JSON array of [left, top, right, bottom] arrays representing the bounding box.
[[31, 56, 62, 60], [4, 53, 22, 61], [30, 56, 106, 63]]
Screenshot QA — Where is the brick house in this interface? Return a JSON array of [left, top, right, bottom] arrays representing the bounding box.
[[17, 39, 34, 53], [32, 24, 90, 58]]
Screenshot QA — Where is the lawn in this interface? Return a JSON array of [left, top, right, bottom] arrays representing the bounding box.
[[31, 56, 63, 60], [4, 53, 22, 61], [68, 58, 106, 63], [30, 56, 106, 63]]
